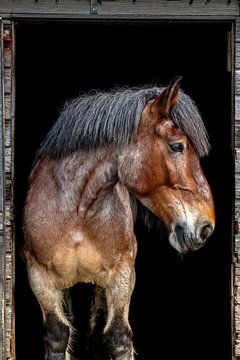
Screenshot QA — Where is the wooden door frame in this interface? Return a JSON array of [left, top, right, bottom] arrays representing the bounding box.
[[0, 5, 238, 359], [0, 18, 15, 360]]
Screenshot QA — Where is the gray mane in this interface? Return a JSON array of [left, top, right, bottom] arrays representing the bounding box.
[[37, 86, 210, 159]]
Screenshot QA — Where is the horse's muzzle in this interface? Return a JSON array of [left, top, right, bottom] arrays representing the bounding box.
[[169, 221, 213, 253]]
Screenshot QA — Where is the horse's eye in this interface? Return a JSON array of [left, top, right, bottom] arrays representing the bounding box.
[[169, 143, 184, 153]]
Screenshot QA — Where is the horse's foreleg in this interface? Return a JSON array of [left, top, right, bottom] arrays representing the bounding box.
[[104, 260, 136, 360], [87, 286, 108, 359], [26, 262, 71, 360], [89, 285, 107, 335]]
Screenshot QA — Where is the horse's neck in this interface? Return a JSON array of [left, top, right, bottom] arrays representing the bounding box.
[[54, 148, 120, 219], [78, 151, 119, 219]]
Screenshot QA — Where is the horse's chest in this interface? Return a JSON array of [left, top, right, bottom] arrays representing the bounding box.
[[51, 232, 117, 288]]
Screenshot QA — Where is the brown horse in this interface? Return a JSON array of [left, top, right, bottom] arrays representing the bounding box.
[[22, 77, 215, 360]]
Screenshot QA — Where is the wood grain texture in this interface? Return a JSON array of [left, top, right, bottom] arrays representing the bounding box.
[[235, 330, 240, 356], [5, 226, 12, 253], [235, 98, 240, 122], [235, 17, 240, 360], [236, 304, 240, 325], [236, 70, 240, 95], [4, 68, 11, 95], [4, 147, 11, 175], [2, 20, 15, 360], [235, 148, 240, 174], [236, 234, 240, 253], [236, 17, 240, 42], [0, 20, 5, 360], [236, 175, 240, 199], [4, 94, 11, 121], [236, 275, 240, 286], [235, 200, 240, 224], [5, 120, 11, 148], [236, 42, 240, 68], [0, 0, 238, 17]]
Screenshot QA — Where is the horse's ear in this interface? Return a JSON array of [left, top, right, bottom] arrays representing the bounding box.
[[151, 76, 182, 117]]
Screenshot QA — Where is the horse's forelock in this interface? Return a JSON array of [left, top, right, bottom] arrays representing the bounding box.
[[172, 93, 210, 157]]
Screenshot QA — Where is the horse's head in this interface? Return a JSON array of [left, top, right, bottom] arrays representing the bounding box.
[[118, 77, 215, 253]]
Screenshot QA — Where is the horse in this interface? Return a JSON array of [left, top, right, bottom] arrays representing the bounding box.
[[22, 77, 215, 360]]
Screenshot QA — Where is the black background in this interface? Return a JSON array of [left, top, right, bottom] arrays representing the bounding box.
[[15, 21, 233, 360]]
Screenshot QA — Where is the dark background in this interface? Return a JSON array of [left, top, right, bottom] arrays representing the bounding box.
[[15, 21, 233, 360]]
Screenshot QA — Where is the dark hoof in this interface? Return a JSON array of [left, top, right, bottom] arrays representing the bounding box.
[[67, 355, 79, 360], [104, 329, 133, 359], [44, 353, 65, 360]]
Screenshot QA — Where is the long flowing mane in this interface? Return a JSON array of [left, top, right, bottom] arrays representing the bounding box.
[[37, 86, 210, 160]]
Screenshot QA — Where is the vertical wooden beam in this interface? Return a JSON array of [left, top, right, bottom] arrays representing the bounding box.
[[0, 19, 6, 360], [234, 16, 240, 360], [0, 19, 16, 360], [4, 20, 15, 360]]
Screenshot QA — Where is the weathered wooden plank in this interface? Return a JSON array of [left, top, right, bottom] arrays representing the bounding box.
[[236, 17, 240, 42], [236, 275, 240, 286], [235, 330, 240, 356], [3, 68, 11, 95], [236, 203, 240, 226], [0, 0, 238, 17], [5, 226, 12, 253], [4, 147, 11, 174], [4, 21, 15, 360], [0, 212, 4, 232], [236, 22, 240, 359], [5, 254, 11, 281], [5, 179, 12, 203], [236, 319, 240, 331], [235, 148, 240, 174], [236, 286, 240, 304], [236, 234, 240, 253], [5, 120, 11, 148], [0, 20, 5, 360], [5, 303, 12, 355], [236, 304, 240, 319], [235, 97, 240, 122], [236, 190, 240, 203], [236, 173, 240, 198], [235, 122, 240, 151], [5, 201, 11, 227], [236, 43, 240, 68], [72, 0, 240, 16], [4, 94, 11, 120], [0, 27, 4, 214], [236, 70, 240, 95]]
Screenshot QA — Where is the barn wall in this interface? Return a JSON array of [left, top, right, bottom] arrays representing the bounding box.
[[235, 16, 240, 359], [0, 20, 15, 360], [0, 1, 238, 360], [0, 20, 5, 360]]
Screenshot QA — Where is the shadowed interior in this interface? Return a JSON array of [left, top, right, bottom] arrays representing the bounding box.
[[15, 21, 232, 360]]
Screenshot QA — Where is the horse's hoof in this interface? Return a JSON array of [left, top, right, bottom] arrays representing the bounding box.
[[66, 352, 78, 360], [45, 354, 65, 360]]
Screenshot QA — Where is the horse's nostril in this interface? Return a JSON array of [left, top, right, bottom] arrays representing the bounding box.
[[199, 222, 213, 242]]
